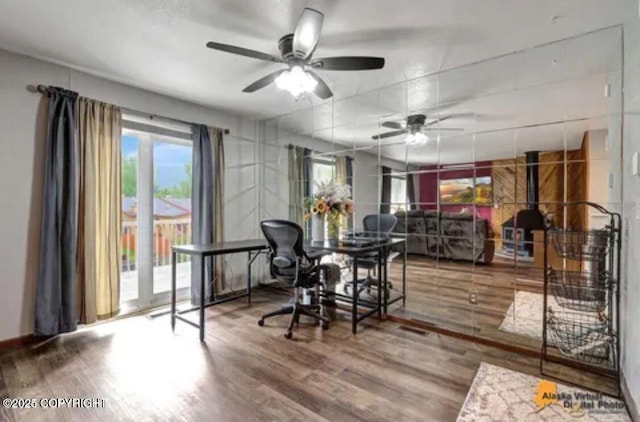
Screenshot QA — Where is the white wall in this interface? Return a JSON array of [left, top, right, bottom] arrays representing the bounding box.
[[0, 49, 260, 341], [621, 18, 640, 417]]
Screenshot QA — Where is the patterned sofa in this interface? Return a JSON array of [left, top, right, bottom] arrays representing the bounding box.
[[392, 210, 495, 264]]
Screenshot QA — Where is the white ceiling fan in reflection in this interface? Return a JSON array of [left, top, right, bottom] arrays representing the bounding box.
[[372, 114, 463, 146]]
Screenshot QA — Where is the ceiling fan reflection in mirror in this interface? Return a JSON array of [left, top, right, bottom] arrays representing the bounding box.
[[206, 8, 385, 99], [372, 114, 464, 146]]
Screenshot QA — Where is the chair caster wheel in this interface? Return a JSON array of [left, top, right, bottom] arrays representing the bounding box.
[[284, 332, 293, 339], [322, 323, 329, 330], [258, 319, 264, 327]]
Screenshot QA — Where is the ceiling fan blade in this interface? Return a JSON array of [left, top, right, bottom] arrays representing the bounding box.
[[206, 41, 283, 63], [311, 56, 385, 71], [293, 8, 324, 59], [423, 127, 464, 132], [423, 115, 453, 127], [372, 130, 407, 140], [307, 71, 333, 99], [242, 70, 286, 93], [382, 121, 404, 130]]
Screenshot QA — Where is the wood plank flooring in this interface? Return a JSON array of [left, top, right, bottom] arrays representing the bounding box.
[[0, 288, 618, 422], [386, 255, 546, 350]]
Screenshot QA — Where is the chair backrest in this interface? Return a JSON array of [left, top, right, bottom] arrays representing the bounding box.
[[363, 214, 398, 236], [260, 219, 305, 279]]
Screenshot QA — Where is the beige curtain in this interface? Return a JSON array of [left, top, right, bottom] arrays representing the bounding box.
[[210, 127, 225, 293], [335, 156, 348, 226], [77, 98, 122, 323]]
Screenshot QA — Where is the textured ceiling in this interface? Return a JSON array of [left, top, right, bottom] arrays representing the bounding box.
[[0, 0, 633, 119], [0, 0, 631, 163]]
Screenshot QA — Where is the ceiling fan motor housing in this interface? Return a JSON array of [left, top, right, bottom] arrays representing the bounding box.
[[278, 34, 295, 61], [408, 114, 426, 133]]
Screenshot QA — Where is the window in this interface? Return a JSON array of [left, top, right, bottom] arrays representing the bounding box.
[[390, 176, 407, 214], [120, 114, 193, 311], [311, 159, 335, 193]]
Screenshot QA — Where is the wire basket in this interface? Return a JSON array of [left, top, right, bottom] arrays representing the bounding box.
[[547, 269, 610, 312], [546, 309, 613, 365], [548, 229, 611, 261]]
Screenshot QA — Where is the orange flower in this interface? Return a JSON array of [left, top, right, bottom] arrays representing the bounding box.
[[316, 200, 328, 214], [345, 203, 354, 213]]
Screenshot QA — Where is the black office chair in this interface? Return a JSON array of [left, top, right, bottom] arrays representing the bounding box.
[[258, 219, 329, 339], [344, 214, 398, 297]]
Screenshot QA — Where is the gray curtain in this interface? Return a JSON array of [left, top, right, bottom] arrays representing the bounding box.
[[210, 127, 225, 293], [380, 165, 392, 214], [303, 148, 312, 234], [191, 124, 214, 304], [35, 87, 79, 336], [288, 145, 305, 226], [287, 145, 313, 233], [346, 157, 353, 229], [407, 172, 417, 210], [303, 148, 312, 199]]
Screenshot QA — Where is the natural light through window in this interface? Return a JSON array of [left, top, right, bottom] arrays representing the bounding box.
[[312, 160, 335, 194], [390, 176, 407, 214]]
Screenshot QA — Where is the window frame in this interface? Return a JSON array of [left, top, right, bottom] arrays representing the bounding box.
[[390, 174, 408, 214]]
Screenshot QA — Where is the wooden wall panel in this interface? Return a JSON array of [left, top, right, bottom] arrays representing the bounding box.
[[490, 144, 587, 247]]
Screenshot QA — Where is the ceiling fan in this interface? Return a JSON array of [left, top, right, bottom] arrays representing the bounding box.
[[206, 8, 385, 99], [372, 114, 464, 145]]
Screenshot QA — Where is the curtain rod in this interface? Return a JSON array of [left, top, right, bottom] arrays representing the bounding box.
[[28, 84, 230, 135]]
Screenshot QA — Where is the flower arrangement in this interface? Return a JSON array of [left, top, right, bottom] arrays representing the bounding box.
[[304, 181, 354, 239]]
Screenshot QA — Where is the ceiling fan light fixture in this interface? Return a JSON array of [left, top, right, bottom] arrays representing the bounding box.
[[275, 66, 318, 97], [405, 132, 428, 146]]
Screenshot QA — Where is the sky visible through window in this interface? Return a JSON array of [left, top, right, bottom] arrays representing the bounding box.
[[121, 134, 192, 195]]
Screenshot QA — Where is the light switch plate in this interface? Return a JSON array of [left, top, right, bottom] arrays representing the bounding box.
[[633, 152, 639, 176]]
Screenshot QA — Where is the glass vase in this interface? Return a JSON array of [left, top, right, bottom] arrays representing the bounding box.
[[327, 215, 340, 240]]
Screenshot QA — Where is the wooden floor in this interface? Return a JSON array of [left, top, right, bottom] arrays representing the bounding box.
[[386, 255, 546, 350], [0, 288, 618, 422]]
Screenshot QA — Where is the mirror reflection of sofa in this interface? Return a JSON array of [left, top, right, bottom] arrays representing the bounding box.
[[392, 210, 494, 264]]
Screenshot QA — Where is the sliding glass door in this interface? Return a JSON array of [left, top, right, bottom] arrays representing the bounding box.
[[120, 127, 192, 312]]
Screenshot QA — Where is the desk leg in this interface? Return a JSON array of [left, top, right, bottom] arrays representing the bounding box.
[[352, 255, 358, 335], [247, 251, 252, 304], [199, 255, 206, 342], [383, 253, 389, 315], [377, 249, 383, 320], [402, 248, 407, 307], [171, 251, 177, 330]]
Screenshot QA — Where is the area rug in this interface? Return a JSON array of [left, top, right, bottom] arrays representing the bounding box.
[[499, 291, 603, 340], [498, 291, 545, 339], [456, 363, 629, 421]]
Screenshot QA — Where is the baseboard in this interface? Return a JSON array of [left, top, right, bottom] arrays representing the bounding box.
[[0, 334, 36, 350], [622, 372, 639, 422]]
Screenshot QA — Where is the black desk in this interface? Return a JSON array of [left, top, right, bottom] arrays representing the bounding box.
[[171, 240, 268, 341], [305, 238, 406, 334]]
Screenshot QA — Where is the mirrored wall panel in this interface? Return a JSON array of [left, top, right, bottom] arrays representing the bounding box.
[[261, 25, 623, 350]]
